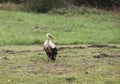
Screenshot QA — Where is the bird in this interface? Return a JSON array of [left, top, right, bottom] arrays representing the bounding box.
[[43, 33, 57, 61]]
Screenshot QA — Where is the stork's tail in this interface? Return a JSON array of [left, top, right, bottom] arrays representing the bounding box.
[[51, 47, 57, 60]]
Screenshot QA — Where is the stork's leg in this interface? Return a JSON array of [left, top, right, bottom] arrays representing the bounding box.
[[47, 54, 51, 62], [51, 52, 57, 61], [54, 55, 56, 60], [47, 57, 50, 63], [51, 54, 55, 61]]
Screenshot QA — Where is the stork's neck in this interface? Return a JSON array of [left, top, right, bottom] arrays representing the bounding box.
[[46, 37, 50, 47], [47, 37, 50, 40], [47, 37, 50, 43]]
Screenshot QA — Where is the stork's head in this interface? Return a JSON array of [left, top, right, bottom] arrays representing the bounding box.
[[47, 33, 53, 39]]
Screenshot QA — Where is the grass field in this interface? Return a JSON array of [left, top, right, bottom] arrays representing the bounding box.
[[0, 10, 120, 45], [0, 9, 120, 84], [0, 45, 120, 84]]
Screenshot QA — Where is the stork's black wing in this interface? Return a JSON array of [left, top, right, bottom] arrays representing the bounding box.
[[44, 47, 52, 58], [51, 47, 57, 60]]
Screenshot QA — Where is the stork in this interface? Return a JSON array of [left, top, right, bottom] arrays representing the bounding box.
[[43, 33, 57, 61]]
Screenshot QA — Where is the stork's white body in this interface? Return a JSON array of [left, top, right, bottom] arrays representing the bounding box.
[[44, 40, 56, 49]]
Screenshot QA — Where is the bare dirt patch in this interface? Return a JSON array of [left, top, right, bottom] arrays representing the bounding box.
[[2, 56, 9, 60], [57, 46, 86, 51], [93, 53, 120, 58], [1, 49, 42, 54], [88, 44, 119, 48]]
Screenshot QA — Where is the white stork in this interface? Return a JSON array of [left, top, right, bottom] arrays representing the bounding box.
[[43, 33, 57, 61]]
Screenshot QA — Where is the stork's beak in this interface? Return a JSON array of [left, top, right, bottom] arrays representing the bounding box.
[[50, 35, 54, 39]]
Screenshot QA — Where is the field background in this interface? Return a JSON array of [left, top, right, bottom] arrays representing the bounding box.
[[0, 10, 120, 45], [0, 45, 120, 84], [0, 2, 120, 83]]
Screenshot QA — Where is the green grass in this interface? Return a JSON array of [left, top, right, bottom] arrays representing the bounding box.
[[0, 10, 120, 45], [0, 9, 120, 84], [0, 45, 120, 84]]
